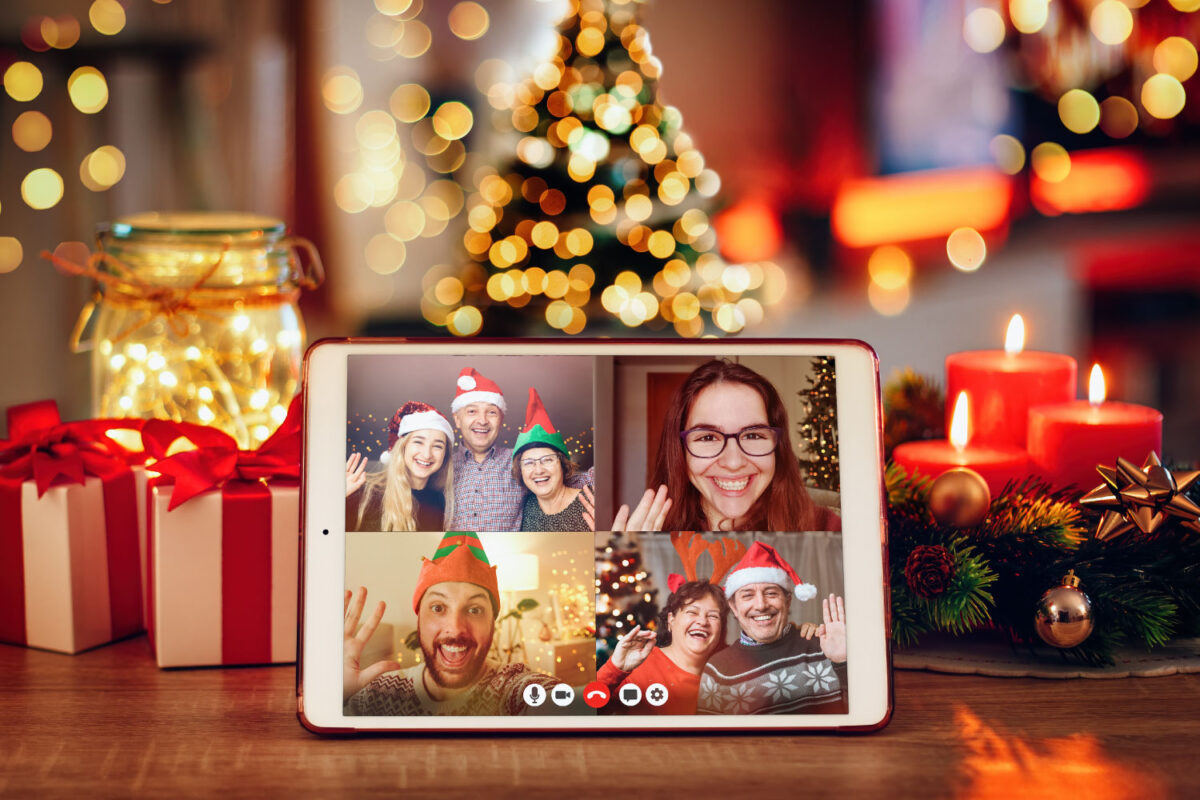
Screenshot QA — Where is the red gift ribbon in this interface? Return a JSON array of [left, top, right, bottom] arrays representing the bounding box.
[[0, 401, 145, 648], [143, 395, 301, 664]]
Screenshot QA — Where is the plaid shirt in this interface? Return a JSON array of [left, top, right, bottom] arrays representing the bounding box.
[[449, 445, 595, 532], [449, 445, 525, 532]]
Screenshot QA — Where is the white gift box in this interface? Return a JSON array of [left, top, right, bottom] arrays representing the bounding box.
[[0, 470, 147, 654], [147, 480, 299, 668]]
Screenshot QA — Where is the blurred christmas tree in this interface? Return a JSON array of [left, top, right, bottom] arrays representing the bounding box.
[[595, 533, 658, 666], [797, 356, 839, 491], [431, 0, 785, 337]]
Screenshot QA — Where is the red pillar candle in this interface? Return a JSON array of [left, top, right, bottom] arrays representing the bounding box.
[[1028, 365, 1163, 492], [945, 315, 1076, 449], [893, 392, 1029, 496]]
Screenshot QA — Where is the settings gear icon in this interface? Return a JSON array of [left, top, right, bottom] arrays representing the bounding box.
[[645, 682, 669, 707]]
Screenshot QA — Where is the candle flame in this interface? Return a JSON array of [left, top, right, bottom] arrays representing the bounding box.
[[1004, 314, 1025, 355], [950, 391, 971, 449], [1089, 364, 1106, 405]]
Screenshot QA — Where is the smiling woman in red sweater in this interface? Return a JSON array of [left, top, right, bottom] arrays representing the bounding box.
[[597, 580, 730, 715]]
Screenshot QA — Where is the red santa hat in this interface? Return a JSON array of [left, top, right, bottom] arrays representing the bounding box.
[[450, 367, 507, 415], [722, 541, 817, 602], [387, 401, 453, 450]]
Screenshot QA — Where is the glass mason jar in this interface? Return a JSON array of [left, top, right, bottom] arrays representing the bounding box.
[[82, 212, 323, 448]]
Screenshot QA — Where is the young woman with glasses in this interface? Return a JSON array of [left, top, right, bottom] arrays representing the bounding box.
[[614, 359, 840, 532]]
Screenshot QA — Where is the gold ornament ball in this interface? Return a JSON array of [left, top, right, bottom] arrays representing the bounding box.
[[928, 467, 991, 528], [1034, 577, 1094, 649]]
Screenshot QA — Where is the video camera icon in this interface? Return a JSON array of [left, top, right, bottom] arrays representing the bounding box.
[[550, 684, 575, 707]]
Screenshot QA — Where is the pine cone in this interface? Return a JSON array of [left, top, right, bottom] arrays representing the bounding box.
[[904, 545, 956, 598]]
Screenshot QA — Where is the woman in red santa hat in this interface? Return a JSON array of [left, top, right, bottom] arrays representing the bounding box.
[[345, 401, 455, 531]]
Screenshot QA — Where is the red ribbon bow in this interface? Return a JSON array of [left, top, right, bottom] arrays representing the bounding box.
[[0, 400, 145, 497], [142, 395, 303, 510]]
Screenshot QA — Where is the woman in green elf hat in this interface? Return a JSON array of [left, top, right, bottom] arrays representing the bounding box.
[[511, 388, 594, 532]]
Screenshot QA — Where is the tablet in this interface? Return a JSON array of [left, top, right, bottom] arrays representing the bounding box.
[[298, 339, 891, 733]]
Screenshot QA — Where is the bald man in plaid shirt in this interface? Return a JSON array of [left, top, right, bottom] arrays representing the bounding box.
[[447, 367, 591, 532]]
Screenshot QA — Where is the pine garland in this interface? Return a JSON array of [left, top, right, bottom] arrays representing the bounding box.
[[887, 462, 1200, 665]]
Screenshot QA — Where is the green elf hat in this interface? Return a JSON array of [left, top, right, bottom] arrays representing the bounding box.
[[412, 532, 500, 615], [512, 387, 568, 459]]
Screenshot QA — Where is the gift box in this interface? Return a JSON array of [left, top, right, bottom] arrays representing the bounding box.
[[142, 398, 301, 668], [0, 401, 146, 654]]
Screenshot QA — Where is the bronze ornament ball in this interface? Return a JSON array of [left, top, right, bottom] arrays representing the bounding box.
[[928, 467, 991, 528], [1034, 572, 1095, 649]]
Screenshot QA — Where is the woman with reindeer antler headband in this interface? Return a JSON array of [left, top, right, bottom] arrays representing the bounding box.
[[595, 533, 747, 715]]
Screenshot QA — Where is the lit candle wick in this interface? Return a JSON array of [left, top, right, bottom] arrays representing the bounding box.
[[1004, 314, 1025, 356], [950, 391, 970, 456], [1088, 363, 1106, 407]]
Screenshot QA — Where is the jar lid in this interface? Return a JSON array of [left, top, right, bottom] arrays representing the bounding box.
[[107, 211, 286, 238]]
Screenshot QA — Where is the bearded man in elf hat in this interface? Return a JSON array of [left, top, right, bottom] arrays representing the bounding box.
[[447, 367, 592, 532], [697, 541, 848, 715], [343, 532, 559, 716]]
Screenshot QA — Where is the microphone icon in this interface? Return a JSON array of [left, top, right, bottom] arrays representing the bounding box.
[[524, 683, 545, 706]]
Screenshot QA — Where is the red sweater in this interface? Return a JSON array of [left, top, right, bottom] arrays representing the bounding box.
[[596, 646, 702, 715]]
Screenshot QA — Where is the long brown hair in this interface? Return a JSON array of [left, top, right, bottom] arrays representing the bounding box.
[[650, 359, 820, 531]]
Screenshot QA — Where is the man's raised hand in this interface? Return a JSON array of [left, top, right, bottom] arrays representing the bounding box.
[[818, 593, 847, 663], [344, 586, 401, 702]]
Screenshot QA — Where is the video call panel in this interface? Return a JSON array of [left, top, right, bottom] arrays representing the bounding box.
[[342, 353, 846, 717]]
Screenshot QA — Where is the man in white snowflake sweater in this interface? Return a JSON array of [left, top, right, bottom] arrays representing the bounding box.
[[697, 542, 847, 715]]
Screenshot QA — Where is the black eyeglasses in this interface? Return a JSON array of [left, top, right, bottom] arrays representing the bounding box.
[[680, 425, 783, 458]]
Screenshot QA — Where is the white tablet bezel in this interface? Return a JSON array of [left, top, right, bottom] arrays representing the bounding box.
[[298, 338, 891, 733]]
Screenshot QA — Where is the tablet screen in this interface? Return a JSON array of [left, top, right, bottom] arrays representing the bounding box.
[[338, 351, 851, 719]]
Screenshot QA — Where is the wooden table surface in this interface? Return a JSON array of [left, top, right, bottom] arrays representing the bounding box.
[[2, 636, 1196, 798]]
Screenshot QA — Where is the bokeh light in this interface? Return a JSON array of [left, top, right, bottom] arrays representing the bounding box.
[[396, 20, 433, 58], [432, 101, 474, 140], [322, 67, 364, 114], [1167, 0, 1200, 11], [12, 111, 53, 152], [1154, 37, 1198, 82], [867, 246, 912, 290], [365, 233, 407, 274], [68, 67, 109, 114], [946, 227, 987, 272], [1058, 89, 1100, 134], [21, 168, 65, 210], [1031, 142, 1071, 183], [868, 282, 911, 316], [1009, 0, 1048, 34], [989, 134, 1026, 174], [1089, 1, 1133, 45], [376, 0, 414, 13], [89, 0, 126, 35], [80, 145, 127, 191], [963, 8, 1006, 53], [448, 2, 489, 40], [1141, 74, 1186, 120], [447, 306, 483, 336], [0, 237, 22, 274], [1099, 96, 1139, 138], [390, 83, 431, 122], [4, 62, 43, 102]]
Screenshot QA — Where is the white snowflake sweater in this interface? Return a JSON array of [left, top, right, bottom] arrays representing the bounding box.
[[696, 625, 848, 715]]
